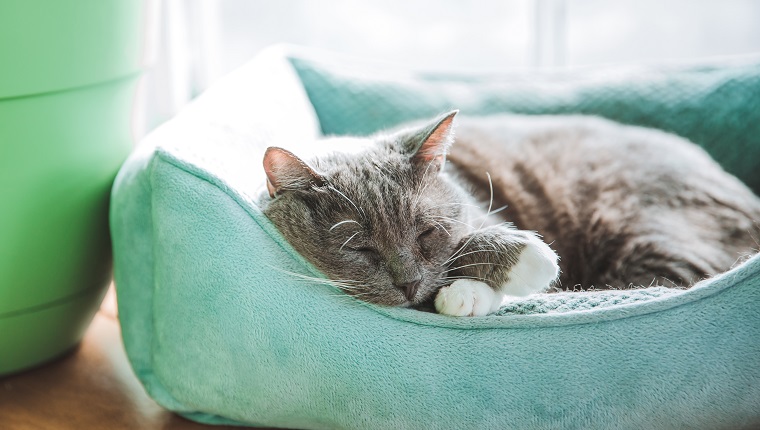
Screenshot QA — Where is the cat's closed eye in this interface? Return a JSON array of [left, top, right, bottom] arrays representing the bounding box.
[[417, 226, 445, 256], [347, 246, 379, 258], [417, 227, 436, 240]]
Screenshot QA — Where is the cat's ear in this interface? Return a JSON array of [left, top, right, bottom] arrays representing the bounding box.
[[263, 147, 325, 198], [403, 110, 458, 172]]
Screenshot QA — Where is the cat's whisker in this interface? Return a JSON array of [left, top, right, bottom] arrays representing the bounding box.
[[428, 219, 451, 236], [315, 281, 371, 294], [447, 261, 514, 272], [424, 202, 480, 211], [262, 251, 379, 298], [443, 237, 474, 266], [483, 172, 495, 223], [441, 275, 491, 283], [329, 219, 361, 231], [474, 204, 508, 220], [325, 281, 358, 288], [292, 277, 359, 290], [447, 248, 502, 261], [430, 215, 475, 229], [339, 231, 362, 251], [411, 182, 430, 209], [276, 277, 364, 292], [328, 185, 366, 218], [411, 159, 440, 208], [443, 234, 483, 265], [264, 264, 367, 291], [490, 204, 509, 215], [343, 291, 374, 297], [443, 172, 496, 265], [326, 281, 366, 288], [443, 244, 471, 266], [264, 265, 325, 282], [333, 284, 370, 292]]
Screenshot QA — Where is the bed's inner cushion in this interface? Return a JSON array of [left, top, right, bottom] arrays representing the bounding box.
[[290, 55, 760, 194]]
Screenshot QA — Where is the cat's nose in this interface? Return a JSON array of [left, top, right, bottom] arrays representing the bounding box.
[[395, 279, 421, 301]]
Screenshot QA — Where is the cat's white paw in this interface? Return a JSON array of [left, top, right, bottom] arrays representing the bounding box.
[[501, 235, 559, 296], [435, 279, 503, 317]]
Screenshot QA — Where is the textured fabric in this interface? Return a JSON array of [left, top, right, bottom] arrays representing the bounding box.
[[494, 287, 684, 316], [290, 54, 760, 194], [112, 45, 760, 429]]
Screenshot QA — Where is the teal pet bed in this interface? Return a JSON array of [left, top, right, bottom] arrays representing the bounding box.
[[111, 46, 760, 429]]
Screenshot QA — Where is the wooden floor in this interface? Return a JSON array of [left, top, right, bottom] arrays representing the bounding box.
[[0, 287, 257, 430]]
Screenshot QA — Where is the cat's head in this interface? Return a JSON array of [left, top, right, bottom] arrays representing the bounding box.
[[261, 111, 471, 306]]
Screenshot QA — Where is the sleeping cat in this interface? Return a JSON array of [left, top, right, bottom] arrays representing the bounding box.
[[260, 111, 760, 316]]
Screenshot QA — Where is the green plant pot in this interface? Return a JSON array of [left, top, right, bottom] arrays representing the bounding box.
[[0, 0, 145, 375]]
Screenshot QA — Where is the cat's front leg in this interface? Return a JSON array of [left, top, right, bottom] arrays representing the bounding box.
[[435, 226, 559, 316]]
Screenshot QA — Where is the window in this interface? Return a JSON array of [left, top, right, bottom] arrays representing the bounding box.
[[135, 0, 760, 137]]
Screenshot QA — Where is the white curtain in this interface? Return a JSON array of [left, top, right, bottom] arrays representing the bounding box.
[[134, 0, 760, 139]]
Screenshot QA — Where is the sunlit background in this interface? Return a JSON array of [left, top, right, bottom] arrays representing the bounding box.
[[135, 0, 760, 138]]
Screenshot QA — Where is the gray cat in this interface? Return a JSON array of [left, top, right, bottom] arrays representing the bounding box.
[[260, 111, 760, 316]]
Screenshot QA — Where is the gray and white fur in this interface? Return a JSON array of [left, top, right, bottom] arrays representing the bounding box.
[[261, 111, 760, 316]]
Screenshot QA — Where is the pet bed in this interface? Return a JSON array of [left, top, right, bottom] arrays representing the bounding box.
[[111, 45, 760, 429]]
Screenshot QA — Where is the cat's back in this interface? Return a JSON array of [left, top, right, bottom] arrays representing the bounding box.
[[451, 114, 726, 192], [449, 114, 759, 216], [448, 114, 760, 287]]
